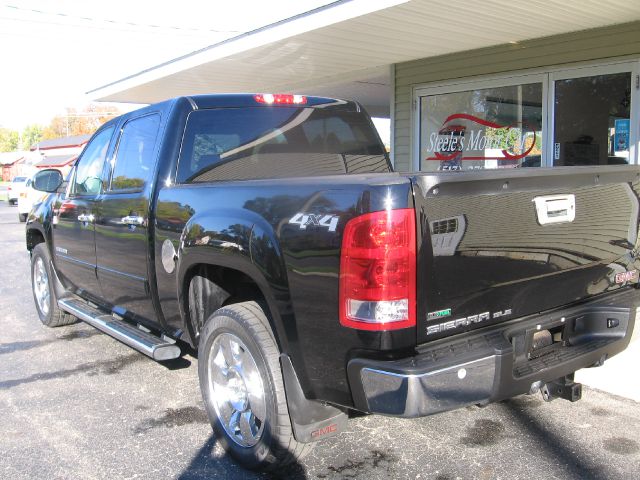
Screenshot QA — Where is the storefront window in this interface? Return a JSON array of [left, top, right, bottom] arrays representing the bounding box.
[[419, 83, 543, 171], [415, 63, 637, 171], [553, 72, 631, 166]]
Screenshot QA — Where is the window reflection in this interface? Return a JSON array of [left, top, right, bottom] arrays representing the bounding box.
[[177, 107, 389, 183], [110, 114, 160, 191], [420, 83, 543, 171], [554, 72, 631, 166]]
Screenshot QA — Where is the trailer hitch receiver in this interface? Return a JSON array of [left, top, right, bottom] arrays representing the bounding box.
[[541, 374, 582, 402]]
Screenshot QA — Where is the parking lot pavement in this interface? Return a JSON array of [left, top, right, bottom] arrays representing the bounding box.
[[1, 204, 639, 480]]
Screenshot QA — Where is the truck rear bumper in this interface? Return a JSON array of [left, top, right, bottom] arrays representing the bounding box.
[[347, 288, 639, 417]]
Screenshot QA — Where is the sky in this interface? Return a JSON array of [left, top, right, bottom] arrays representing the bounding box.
[[0, 0, 334, 130]]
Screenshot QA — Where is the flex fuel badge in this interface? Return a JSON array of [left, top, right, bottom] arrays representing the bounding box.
[[427, 308, 451, 321]]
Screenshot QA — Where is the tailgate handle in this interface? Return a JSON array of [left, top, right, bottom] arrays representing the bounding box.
[[533, 194, 575, 225], [77, 213, 95, 224], [121, 215, 145, 226]]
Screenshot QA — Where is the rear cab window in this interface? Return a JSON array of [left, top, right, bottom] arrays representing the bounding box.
[[177, 107, 390, 183]]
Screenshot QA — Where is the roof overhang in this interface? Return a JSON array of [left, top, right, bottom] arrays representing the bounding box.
[[35, 154, 78, 168], [89, 0, 640, 117]]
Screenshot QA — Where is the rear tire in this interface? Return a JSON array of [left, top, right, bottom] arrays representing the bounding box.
[[18, 212, 27, 222], [198, 301, 312, 471], [30, 243, 76, 327]]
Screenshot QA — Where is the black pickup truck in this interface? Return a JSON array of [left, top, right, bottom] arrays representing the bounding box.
[[26, 93, 639, 471]]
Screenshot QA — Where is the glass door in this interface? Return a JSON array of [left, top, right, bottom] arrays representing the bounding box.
[[550, 63, 638, 167]]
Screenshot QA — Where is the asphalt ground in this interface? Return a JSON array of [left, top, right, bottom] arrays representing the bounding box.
[[1, 202, 639, 480]]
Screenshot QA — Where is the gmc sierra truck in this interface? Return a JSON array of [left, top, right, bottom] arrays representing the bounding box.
[[26, 93, 639, 471]]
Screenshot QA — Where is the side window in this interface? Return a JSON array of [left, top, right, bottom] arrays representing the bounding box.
[[72, 127, 114, 196], [110, 114, 160, 192]]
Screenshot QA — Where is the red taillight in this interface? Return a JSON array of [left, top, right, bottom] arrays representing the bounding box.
[[339, 208, 416, 331], [254, 94, 307, 105]]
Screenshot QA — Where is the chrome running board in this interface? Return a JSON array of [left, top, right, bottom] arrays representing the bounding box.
[[58, 297, 181, 361]]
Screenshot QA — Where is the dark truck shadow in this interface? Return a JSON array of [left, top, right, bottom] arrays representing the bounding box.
[[177, 434, 308, 480], [0, 328, 101, 355], [158, 340, 198, 370], [0, 353, 148, 389], [0, 345, 193, 390], [501, 398, 612, 480]]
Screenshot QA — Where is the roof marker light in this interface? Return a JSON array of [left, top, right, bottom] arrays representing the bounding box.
[[254, 94, 307, 105]]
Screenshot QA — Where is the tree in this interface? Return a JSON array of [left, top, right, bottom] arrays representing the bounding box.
[[21, 124, 44, 150], [42, 104, 121, 139], [0, 128, 19, 152]]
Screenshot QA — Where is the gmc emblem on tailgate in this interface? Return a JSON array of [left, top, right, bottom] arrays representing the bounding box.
[[615, 270, 638, 284]]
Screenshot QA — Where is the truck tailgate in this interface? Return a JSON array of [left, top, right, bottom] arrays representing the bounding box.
[[412, 166, 640, 344]]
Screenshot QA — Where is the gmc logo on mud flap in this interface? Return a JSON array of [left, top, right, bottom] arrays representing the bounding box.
[[311, 423, 337, 439]]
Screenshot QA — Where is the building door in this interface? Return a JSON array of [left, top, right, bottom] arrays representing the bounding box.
[[550, 63, 638, 167]]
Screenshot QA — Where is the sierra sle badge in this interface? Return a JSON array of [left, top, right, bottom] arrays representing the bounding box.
[[426, 308, 512, 335]]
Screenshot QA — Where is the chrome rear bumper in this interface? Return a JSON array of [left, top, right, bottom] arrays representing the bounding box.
[[348, 288, 638, 417], [360, 356, 496, 417]]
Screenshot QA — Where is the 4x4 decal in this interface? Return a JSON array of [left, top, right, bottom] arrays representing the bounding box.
[[289, 213, 339, 232]]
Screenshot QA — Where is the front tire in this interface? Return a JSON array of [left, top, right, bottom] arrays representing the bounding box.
[[198, 301, 311, 471], [30, 243, 76, 327], [18, 212, 27, 222]]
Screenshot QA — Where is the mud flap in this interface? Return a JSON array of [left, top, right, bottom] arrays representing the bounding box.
[[280, 354, 348, 443]]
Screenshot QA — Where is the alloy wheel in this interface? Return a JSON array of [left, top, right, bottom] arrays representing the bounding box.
[[208, 332, 267, 447]]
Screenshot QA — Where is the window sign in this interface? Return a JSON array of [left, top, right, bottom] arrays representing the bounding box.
[[614, 119, 630, 153], [420, 83, 543, 171]]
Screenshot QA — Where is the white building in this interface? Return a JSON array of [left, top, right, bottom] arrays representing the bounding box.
[[88, 0, 640, 174]]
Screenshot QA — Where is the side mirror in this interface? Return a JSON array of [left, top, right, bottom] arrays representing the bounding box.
[[33, 169, 64, 193]]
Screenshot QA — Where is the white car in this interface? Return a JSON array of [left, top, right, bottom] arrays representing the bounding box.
[[7, 176, 28, 205], [17, 176, 47, 222]]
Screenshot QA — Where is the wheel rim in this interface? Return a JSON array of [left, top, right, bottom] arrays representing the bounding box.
[[208, 332, 267, 447], [33, 257, 50, 316]]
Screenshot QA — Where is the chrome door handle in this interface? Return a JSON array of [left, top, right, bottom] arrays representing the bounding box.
[[77, 213, 95, 223], [121, 215, 145, 226]]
